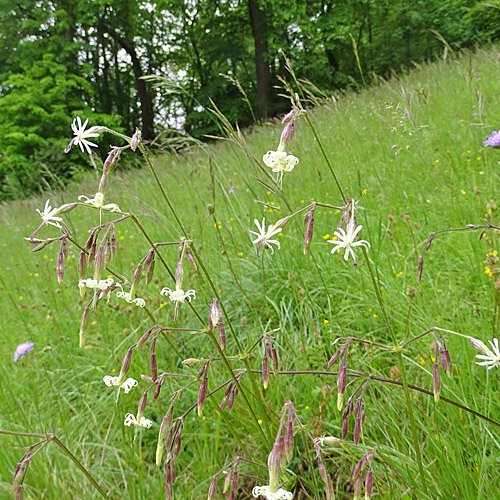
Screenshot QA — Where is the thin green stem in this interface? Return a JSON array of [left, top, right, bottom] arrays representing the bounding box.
[[361, 247, 429, 493], [303, 112, 347, 204]]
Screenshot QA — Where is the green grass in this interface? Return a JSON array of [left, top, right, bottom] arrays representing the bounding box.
[[1, 45, 500, 499]]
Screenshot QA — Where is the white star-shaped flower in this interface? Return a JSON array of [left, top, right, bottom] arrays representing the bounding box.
[[327, 222, 370, 264], [263, 150, 299, 173], [252, 485, 293, 500], [116, 291, 146, 308], [470, 337, 500, 369], [78, 192, 122, 213], [250, 218, 282, 255], [124, 412, 153, 429], [160, 287, 196, 303], [78, 278, 114, 290], [36, 199, 64, 228], [103, 376, 138, 393], [65, 116, 104, 155]]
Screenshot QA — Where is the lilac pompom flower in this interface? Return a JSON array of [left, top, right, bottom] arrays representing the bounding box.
[[483, 131, 500, 148], [13, 342, 34, 363]]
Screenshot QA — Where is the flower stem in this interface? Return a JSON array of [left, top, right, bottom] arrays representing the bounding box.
[[302, 112, 347, 204], [361, 247, 429, 493]]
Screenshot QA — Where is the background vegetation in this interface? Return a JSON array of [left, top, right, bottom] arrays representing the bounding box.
[[1, 0, 500, 199], [0, 41, 499, 498]]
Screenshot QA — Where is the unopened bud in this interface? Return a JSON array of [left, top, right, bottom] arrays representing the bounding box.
[[440, 348, 452, 378], [218, 323, 226, 350], [207, 204, 215, 215], [118, 347, 133, 384], [130, 128, 141, 151], [182, 358, 201, 365], [303, 214, 314, 255], [337, 354, 347, 411], [365, 470, 373, 500], [130, 263, 142, 298], [268, 444, 282, 492], [433, 362, 441, 403], [262, 355, 269, 390], [198, 375, 208, 417], [354, 416, 361, 444], [353, 475, 363, 500], [207, 476, 218, 500], [284, 419, 294, 463], [79, 306, 90, 348], [92, 244, 105, 281], [209, 298, 223, 330], [281, 108, 298, 124], [137, 392, 148, 422], [56, 242, 65, 284]]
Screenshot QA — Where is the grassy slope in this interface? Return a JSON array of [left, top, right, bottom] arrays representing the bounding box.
[[0, 45, 499, 499]]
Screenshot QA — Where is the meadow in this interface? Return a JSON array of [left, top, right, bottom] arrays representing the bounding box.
[[0, 45, 499, 500]]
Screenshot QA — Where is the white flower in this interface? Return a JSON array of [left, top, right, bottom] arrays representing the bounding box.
[[252, 485, 293, 500], [327, 222, 370, 264], [103, 376, 138, 393], [471, 337, 500, 369], [250, 218, 282, 255], [78, 192, 122, 213], [124, 412, 153, 429], [66, 116, 102, 155], [160, 287, 196, 303], [263, 150, 299, 173], [117, 291, 146, 307], [79, 277, 114, 290], [36, 199, 64, 228]]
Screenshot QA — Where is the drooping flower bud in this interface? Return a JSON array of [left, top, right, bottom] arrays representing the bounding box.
[[262, 355, 269, 390], [136, 392, 148, 422], [92, 244, 105, 282], [144, 249, 155, 284], [156, 414, 169, 466], [130, 262, 142, 299], [56, 237, 67, 283], [79, 305, 90, 348], [365, 470, 373, 500], [337, 353, 347, 411], [268, 443, 282, 492], [130, 128, 141, 152], [303, 209, 315, 255], [284, 419, 294, 463], [198, 373, 208, 417], [440, 347, 453, 378], [209, 298, 223, 330], [280, 122, 295, 146], [165, 461, 173, 500], [218, 323, 226, 351], [207, 476, 218, 500], [433, 362, 441, 403], [117, 347, 134, 385]]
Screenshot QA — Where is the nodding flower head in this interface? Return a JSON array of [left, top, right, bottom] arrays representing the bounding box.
[[263, 150, 299, 173], [470, 337, 500, 369], [160, 287, 196, 303], [252, 486, 293, 500], [103, 376, 138, 393], [116, 291, 146, 307], [124, 412, 153, 429], [78, 193, 122, 213], [79, 277, 114, 290]]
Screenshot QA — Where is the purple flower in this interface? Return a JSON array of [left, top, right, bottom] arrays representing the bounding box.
[[13, 342, 34, 362], [484, 131, 500, 147], [228, 186, 234, 194]]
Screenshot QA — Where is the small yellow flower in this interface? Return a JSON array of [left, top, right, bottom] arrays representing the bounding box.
[[484, 266, 493, 277], [270, 202, 275, 206], [435, 159, 439, 164], [34, 273, 39, 277], [476, 157, 481, 161], [119, 236, 125, 240], [230, 217, 234, 221], [267, 191, 271, 195], [19, 296, 23, 301], [479, 171, 484, 175], [129, 235, 134, 239], [467, 150, 471, 153], [397, 271, 403, 277], [431, 355, 436, 363], [300, 200, 304, 204], [323, 233, 330, 240], [335, 210, 340, 215], [43, 255, 48, 260], [258, 419, 263, 425], [305, 405, 310, 410], [324, 319, 329, 324], [237, 252, 244, 257], [419, 357, 426, 366], [362, 188, 367, 195], [461, 190, 466, 195], [332, 236, 337, 241], [373, 314, 378, 318]]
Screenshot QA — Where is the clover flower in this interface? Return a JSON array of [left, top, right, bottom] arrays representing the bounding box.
[[78, 192, 122, 213], [116, 291, 146, 308], [103, 376, 138, 393], [252, 485, 293, 500], [263, 150, 299, 174], [124, 412, 153, 428], [250, 218, 282, 255], [483, 131, 500, 148], [78, 277, 114, 290], [327, 221, 370, 264], [13, 342, 34, 363], [36, 200, 64, 228], [160, 287, 196, 303], [470, 336, 500, 369]]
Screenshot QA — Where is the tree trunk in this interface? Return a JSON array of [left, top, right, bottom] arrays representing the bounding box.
[[247, 0, 272, 119], [101, 24, 155, 139]]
